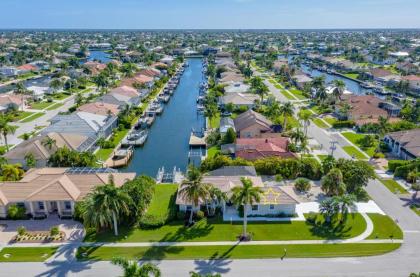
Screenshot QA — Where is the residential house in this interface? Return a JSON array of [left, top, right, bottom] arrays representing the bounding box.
[[3, 132, 93, 168], [176, 169, 299, 217], [402, 75, 420, 92], [0, 167, 136, 219], [83, 61, 106, 76], [234, 137, 296, 161], [0, 66, 19, 77], [219, 92, 259, 110], [224, 82, 251, 94], [109, 85, 142, 106], [0, 94, 24, 113], [292, 74, 313, 89], [219, 72, 244, 85], [16, 64, 38, 74], [219, 117, 236, 135], [384, 129, 420, 160], [121, 74, 154, 89], [272, 59, 289, 74], [367, 68, 396, 84], [43, 111, 118, 140], [233, 110, 273, 138], [397, 62, 418, 75], [77, 102, 120, 116]]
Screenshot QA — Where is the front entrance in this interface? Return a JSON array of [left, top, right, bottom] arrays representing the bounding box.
[[49, 201, 58, 213]]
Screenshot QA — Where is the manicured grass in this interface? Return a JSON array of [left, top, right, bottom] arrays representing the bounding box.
[[209, 113, 221, 129], [45, 102, 64, 110], [343, 73, 359, 80], [269, 79, 296, 100], [30, 101, 54, 110], [367, 213, 403, 240], [379, 179, 409, 194], [280, 115, 301, 129], [323, 117, 337, 126], [0, 247, 58, 262], [342, 146, 368, 160], [342, 132, 377, 157], [84, 213, 366, 243], [410, 204, 420, 216], [12, 111, 35, 121], [52, 93, 70, 100], [146, 184, 178, 219], [77, 243, 401, 261], [95, 128, 130, 161], [317, 155, 329, 161], [20, 112, 45, 123], [312, 118, 329, 129], [289, 88, 307, 100], [95, 148, 114, 162], [207, 146, 221, 158]]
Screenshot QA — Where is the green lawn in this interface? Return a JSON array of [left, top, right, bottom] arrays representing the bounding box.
[[95, 129, 130, 161], [379, 179, 409, 194], [341, 132, 377, 157], [317, 155, 329, 161], [84, 213, 367, 243], [289, 88, 307, 100], [0, 247, 58, 262], [323, 117, 337, 126], [280, 115, 300, 129], [209, 113, 221, 129], [12, 111, 35, 121], [410, 204, 420, 216], [342, 146, 368, 160], [46, 102, 64, 110], [367, 213, 403, 240], [312, 118, 329, 129], [146, 184, 178, 220], [52, 93, 71, 100], [20, 112, 45, 123], [343, 73, 359, 80], [77, 243, 400, 261], [207, 146, 221, 158], [30, 101, 54, 110]]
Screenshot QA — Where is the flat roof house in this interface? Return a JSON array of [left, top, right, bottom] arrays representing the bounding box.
[[384, 129, 420, 160], [0, 167, 136, 219]]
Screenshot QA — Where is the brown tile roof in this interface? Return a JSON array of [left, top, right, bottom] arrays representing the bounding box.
[[0, 168, 136, 203], [369, 68, 394, 78], [110, 85, 140, 98], [233, 110, 272, 131], [78, 102, 120, 116], [387, 129, 420, 158], [0, 94, 23, 106], [341, 95, 388, 122], [235, 137, 296, 161]]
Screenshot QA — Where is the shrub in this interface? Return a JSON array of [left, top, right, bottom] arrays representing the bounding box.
[[332, 120, 355, 129], [294, 178, 311, 192], [17, 226, 26, 236], [196, 210, 205, 220], [50, 226, 60, 236], [373, 152, 385, 159], [388, 160, 410, 172], [138, 214, 166, 229], [177, 211, 186, 220], [275, 174, 283, 182], [254, 157, 300, 178], [407, 171, 420, 183], [299, 158, 322, 180], [7, 204, 26, 220]]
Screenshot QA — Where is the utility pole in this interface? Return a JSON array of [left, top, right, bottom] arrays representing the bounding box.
[[330, 140, 338, 157]]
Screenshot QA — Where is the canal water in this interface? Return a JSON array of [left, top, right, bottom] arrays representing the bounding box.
[[87, 50, 111, 63], [123, 58, 205, 177]]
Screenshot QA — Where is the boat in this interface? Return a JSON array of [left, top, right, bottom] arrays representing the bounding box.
[[148, 102, 163, 114], [158, 94, 170, 103], [123, 130, 148, 146]]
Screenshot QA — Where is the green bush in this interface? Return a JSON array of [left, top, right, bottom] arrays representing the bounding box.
[[50, 226, 60, 236], [17, 226, 26, 236], [138, 214, 167, 229], [294, 178, 311, 192], [373, 152, 385, 159], [196, 210, 205, 220], [254, 157, 301, 178], [299, 158, 322, 180], [332, 120, 356, 129], [177, 211, 186, 220], [388, 160, 410, 172], [7, 204, 26, 220]]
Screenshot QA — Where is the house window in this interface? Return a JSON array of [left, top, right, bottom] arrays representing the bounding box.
[[38, 202, 45, 210], [17, 202, 25, 208], [64, 201, 72, 210], [186, 205, 192, 211], [252, 205, 258, 211], [269, 204, 275, 210]]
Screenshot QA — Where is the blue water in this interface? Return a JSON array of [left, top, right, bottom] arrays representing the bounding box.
[[87, 50, 111, 63], [123, 58, 205, 177]]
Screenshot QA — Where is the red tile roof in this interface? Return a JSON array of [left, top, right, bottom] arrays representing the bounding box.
[[235, 137, 296, 160]]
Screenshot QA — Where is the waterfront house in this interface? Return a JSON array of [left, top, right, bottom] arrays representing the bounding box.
[[121, 74, 154, 89], [401, 75, 420, 92], [0, 167, 136, 219], [224, 82, 251, 94], [176, 171, 299, 217], [77, 102, 120, 116], [26, 86, 52, 101], [83, 61, 106, 76], [109, 85, 142, 105], [272, 59, 289, 74], [160, 56, 174, 65], [0, 66, 19, 77], [218, 92, 259, 110], [0, 94, 24, 113], [384, 129, 420, 160], [219, 117, 236, 135], [3, 132, 92, 168], [233, 110, 273, 138], [219, 72, 245, 85], [367, 68, 396, 84], [43, 111, 118, 140], [397, 62, 419, 75], [233, 137, 296, 161], [16, 64, 38, 73], [292, 73, 313, 89]]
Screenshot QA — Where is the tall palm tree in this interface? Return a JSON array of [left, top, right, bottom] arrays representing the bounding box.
[[230, 177, 263, 239], [207, 185, 227, 216], [332, 79, 346, 102], [1, 163, 24, 181], [333, 194, 357, 223], [0, 115, 18, 151], [111, 257, 161, 277], [179, 166, 209, 224], [298, 109, 312, 136], [279, 102, 294, 131], [254, 84, 269, 103], [42, 137, 56, 150], [81, 183, 131, 236], [378, 116, 390, 137]]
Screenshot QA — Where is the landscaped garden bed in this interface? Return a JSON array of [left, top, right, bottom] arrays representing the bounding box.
[[11, 226, 66, 243]]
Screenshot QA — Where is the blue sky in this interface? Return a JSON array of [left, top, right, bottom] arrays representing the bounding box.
[[0, 0, 419, 29]]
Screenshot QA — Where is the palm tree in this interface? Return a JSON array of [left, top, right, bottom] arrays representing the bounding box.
[[0, 115, 18, 151], [111, 257, 161, 277], [179, 166, 209, 224], [254, 84, 269, 103], [81, 183, 131, 236], [1, 163, 24, 181], [321, 168, 346, 197], [333, 194, 357, 223], [290, 128, 305, 146], [298, 109, 312, 136], [319, 197, 340, 224], [332, 79, 346, 102], [42, 137, 56, 150], [230, 177, 263, 240], [207, 185, 227, 216], [279, 102, 294, 131], [49, 78, 63, 93], [378, 116, 390, 137]]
